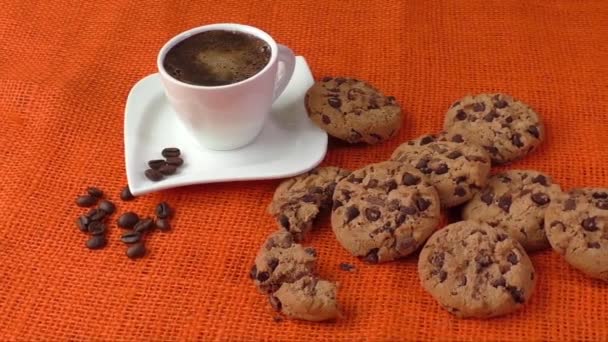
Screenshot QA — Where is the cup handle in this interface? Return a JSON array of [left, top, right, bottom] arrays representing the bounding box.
[[273, 44, 296, 101]]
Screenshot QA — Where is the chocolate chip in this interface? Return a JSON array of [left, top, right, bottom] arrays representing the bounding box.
[[332, 200, 343, 210], [505, 116, 514, 123], [475, 252, 492, 269], [166, 157, 184, 166], [269, 295, 282, 311], [268, 258, 279, 272], [434, 163, 449, 175], [400, 205, 417, 215], [156, 218, 171, 232], [76, 195, 97, 207], [403, 172, 421, 185], [366, 179, 379, 188], [415, 198, 431, 212], [511, 133, 524, 148], [458, 275, 467, 286], [98, 200, 116, 215], [148, 159, 166, 169], [256, 271, 270, 282], [162, 147, 181, 158], [454, 187, 466, 197], [588, 242, 601, 249], [121, 231, 142, 244], [322, 76, 333, 82], [395, 213, 406, 226], [370, 133, 383, 141], [506, 286, 525, 303], [86, 187, 103, 198], [496, 233, 508, 242], [348, 175, 363, 184], [530, 175, 548, 186], [321, 115, 331, 124], [596, 201, 608, 210], [345, 206, 360, 223], [335, 77, 346, 85], [447, 151, 462, 159], [582, 217, 598, 231], [498, 195, 512, 213], [527, 125, 540, 139], [88, 221, 106, 236], [456, 110, 467, 120], [159, 164, 177, 175], [495, 99, 508, 108], [86, 235, 107, 250], [420, 136, 435, 145], [386, 179, 397, 192], [438, 270, 447, 283], [507, 252, 519, 265], [484, 110, 498, 122], [328, 97, 341, 108], [429, 252, 444, 268], [481, 190, 494, 205], [455, 175, 468, 183], [117, 212, 139, 229], [127, 243, 147, 259], [145, 169, 163, 181], [279, 215, 290, 230], [76, 216, 89, 233], [451, 134, 464, 143], [347, 88, 364, 100], [491, 277, 506, 287], [593, 192, 608, 199], [120, 186, 135, 201], [249, 265, 258, 279], [364, 249, 379, 263], [473, 102, 486, 112], [134, 218, 155, 233], [564, 198, 576, 211], [365, 208, 381, 221], [156, 202, 172, 219], [531, 192, 550, 205]]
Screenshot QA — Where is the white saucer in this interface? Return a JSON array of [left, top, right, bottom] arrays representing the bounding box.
[[124, 56, 327, 196]]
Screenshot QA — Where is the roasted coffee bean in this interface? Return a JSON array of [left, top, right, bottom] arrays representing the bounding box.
[[156, 202, 172, 219], [148, 159, 166, 170], [76, 216, 89, 233], [165, 157, 184, 166], [134, 218, 155, 233], [117, 212, 139, 229], [145, 168, 163, 181], [159, 164, 177, 175], [120, 186, 135, 201], [88, 221, 106, 236], [126, 242, 146, 259], [121, 231, 142, 244], [86, 235, 107, 250], [156, 218, 171, 232], [162, 147, 181, 158], [87, 209, 106, 222], [76, 195, 97, 207], [98, 200, 116, 215], [86, 187, 104, 198]]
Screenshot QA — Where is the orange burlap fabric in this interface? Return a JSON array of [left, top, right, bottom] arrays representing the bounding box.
[[1, 0, 607, 340]]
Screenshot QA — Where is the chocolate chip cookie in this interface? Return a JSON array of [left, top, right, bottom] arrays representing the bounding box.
[[463, 170, 562, 251], [305, 77, 402, 144], [250, 231, 317, 293], [331, 161, 440, 263], [545, 188, 608, 281], [390, 140, 491, 208], [444, 93, 544, 164], [419, 221, 536, 318], [270, 275, 340, 322], [268, 166, 351, 241]]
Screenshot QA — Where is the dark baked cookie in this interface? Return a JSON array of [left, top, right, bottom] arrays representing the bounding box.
[[545, 188, 608, 281], [305, 77, 402, 144], [391, 139, 491, 207], [443, 93, 544, 164], [418, 221, 536, 318], [463, 170, 562, 251], [331, 161, 440, 263], [268, 166, 350, 241]]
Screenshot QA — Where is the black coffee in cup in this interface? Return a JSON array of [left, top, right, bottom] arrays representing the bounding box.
[[163, 30, 271, 86]]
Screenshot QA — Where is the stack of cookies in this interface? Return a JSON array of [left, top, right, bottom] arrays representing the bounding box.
[[250, 78, 608, 322]]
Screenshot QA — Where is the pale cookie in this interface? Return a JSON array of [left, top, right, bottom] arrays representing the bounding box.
[[391, 139, 491, 207], [331, 161, 440, 263], [250, 231, 316, 293], [545, 188, 608, 281], [268, 166, 351, 241], [444, 93, 544, 164], [270, 276, 340, 322], [419, 221, 536, 318], [305, 77, 402, 144], [463, 170, 562, 252]]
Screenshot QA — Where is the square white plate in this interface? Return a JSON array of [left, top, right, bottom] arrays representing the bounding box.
[[124, 56, 327, 196]]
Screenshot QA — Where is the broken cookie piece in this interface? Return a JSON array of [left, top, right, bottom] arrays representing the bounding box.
[[270, 275, 340, 322]]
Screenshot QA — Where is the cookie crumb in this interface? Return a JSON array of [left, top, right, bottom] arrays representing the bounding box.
[[273, 316, 284, 323], [339, 262, 356, 272]]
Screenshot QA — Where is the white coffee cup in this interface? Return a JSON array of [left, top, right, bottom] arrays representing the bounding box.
[[157, 23, 296, 150]]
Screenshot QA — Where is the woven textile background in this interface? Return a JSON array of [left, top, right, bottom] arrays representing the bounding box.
[[1, 0, 607, 340]]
